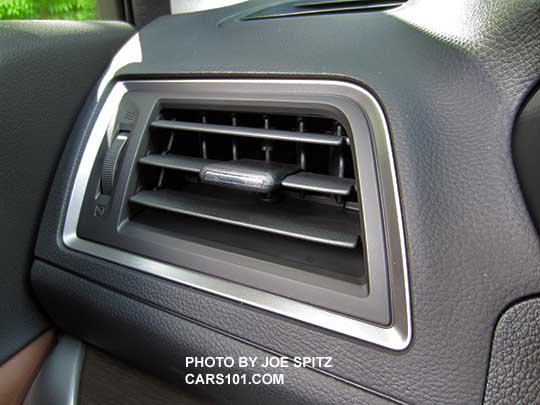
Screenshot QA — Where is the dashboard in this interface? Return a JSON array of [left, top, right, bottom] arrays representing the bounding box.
[[7, 0, 540, 403]]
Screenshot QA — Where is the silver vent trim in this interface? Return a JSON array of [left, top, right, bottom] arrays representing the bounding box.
[[63, 79, 411, 350]]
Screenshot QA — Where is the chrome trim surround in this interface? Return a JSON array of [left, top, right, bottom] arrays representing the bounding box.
[[24, 336, 85, 405], [63, 79, 411, 350]]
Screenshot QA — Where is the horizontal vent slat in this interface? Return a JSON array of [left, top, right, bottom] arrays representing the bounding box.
[[282, 172, 355, 196], [139, 154, 215, 173], [130, 189, 359, 248], [151, 120, 344, 146]]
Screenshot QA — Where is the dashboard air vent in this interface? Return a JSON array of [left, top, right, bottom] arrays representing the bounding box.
[[131, 108, 361, 249], [72, 80, 410, 347], [242, 0, 407, 21]]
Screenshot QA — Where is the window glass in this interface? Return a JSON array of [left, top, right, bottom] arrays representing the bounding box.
[[0, 0, 98, 20]]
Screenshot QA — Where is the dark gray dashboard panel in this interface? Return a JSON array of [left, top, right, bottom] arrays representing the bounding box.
[[0, 20, 133, 364], [484, 296, 540, 404], [33, 0, 540, 403], [32, 260, 396, 405]]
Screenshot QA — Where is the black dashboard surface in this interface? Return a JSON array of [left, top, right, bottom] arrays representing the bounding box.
[[33, 0, 540, 403]]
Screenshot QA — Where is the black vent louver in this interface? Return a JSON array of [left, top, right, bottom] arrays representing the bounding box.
[[242, 0, 407, 21], [130, 108, 361, 249]]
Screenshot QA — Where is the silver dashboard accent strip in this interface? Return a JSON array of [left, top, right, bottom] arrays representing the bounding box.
[[24, 336, 85, 405], [63, 79, 411, 350]]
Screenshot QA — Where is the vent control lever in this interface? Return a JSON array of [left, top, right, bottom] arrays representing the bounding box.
[[200, 159, 299, 193]]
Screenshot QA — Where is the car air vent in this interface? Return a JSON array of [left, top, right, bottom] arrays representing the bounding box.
[[71, 80, 410, 348], [131, 108, 360, 249], [242, 0, 407, 21]]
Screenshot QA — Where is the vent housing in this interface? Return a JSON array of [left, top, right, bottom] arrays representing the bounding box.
[[121, 105, 367, 290], [72, 80, 409, 346]]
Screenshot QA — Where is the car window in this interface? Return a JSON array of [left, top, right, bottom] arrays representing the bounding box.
[[0, 0, 98, 20]]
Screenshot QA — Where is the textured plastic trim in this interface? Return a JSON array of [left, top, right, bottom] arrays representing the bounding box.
[[63, 79, 411, 350]]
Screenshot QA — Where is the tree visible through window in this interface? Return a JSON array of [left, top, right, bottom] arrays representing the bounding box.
[[0, 0, 98, 20]]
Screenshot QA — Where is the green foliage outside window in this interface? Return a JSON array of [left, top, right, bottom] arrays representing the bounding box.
[[0, 0, 98, 20]]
